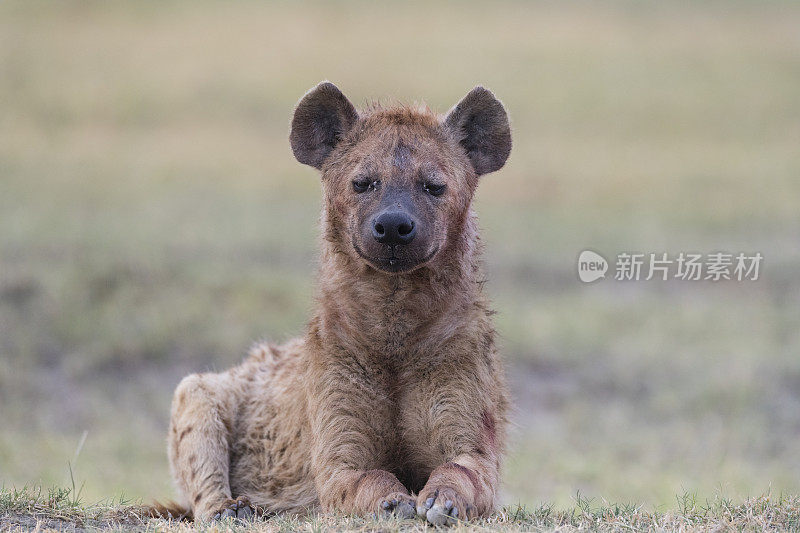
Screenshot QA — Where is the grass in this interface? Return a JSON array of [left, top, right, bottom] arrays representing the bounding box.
[[2, 486, 800, 532], [1, 0, 799, 513], [0, 486, 144, 531]]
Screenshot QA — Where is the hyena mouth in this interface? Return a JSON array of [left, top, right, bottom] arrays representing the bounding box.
[[352, 240, 439, 273]]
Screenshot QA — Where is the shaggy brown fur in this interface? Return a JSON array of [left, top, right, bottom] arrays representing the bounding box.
[[166, 82, 512, 526]]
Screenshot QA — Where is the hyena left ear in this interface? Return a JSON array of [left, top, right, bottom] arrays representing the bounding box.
[[444, 87, 512, 176], [290, 81, 359, 169]]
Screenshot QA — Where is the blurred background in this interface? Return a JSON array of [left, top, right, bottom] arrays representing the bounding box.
[[1, 0, 799, 509]]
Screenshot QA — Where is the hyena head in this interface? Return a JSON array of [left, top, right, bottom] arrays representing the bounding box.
[[290, 82, 511, 274]]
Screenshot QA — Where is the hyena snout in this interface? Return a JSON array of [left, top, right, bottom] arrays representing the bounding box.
[[372, 209, 417, 246]]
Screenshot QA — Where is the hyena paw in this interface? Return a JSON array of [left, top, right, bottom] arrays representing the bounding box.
[[212, 497, 254, 521], [377, 492, 416, 519], [416, 487, 476, 526]]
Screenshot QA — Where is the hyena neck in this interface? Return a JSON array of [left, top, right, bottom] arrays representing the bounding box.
[[311, 210, 489, 359]]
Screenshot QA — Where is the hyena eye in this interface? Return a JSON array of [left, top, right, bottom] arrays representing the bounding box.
[[352, 179, 377, 193], [422, 181, 446, 197]]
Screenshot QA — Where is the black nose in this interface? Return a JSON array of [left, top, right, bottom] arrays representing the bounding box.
[[372, 210, 417, 245]]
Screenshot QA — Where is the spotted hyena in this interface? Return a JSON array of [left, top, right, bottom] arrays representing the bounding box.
[[166, 82, 512, 526]]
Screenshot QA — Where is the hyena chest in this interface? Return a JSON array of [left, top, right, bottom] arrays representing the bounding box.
[[387, 414, 448, 494], [378, 372, 446, 494]]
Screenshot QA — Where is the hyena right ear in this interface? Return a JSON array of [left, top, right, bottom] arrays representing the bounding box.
[[290, 82, 359, 169], [444, 87, 512, 176]]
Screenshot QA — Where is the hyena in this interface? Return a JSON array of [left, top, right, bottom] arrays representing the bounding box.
[[165, 82, 512, 526]]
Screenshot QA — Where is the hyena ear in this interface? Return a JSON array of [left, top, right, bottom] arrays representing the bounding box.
[[290, 82, 359, 169], [444, 87, 512, 176]]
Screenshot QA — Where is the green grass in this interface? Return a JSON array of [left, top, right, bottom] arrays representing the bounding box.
[[3, 486, 800, 532], [1, 0, 799, 511]]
